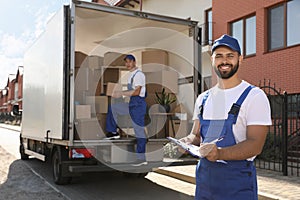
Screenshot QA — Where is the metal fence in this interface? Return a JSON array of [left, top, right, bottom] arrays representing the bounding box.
[[255, 80, 300, 176]]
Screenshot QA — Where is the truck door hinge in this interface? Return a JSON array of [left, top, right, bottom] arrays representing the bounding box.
[[69, 69, 74, 76], [189, 27, 194, 37], [71, 16, 75, 24]]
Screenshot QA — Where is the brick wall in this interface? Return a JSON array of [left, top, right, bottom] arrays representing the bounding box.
[[17, 73, 23, 109], [212, 0, 300, 94]]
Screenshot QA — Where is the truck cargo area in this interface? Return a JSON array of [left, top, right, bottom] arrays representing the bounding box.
[[72, 2, 198, 159]]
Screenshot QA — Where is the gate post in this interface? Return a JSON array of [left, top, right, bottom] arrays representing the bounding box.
[[282, 91, 288, 176]]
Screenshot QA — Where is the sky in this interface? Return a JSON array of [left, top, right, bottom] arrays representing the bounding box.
[[0, 0, 91, 88]]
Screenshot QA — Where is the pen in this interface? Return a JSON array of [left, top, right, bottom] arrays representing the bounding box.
[[208, 137, 224, 144]]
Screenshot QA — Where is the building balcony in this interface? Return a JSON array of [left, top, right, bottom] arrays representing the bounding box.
[[202, 44, 212, 55], [198, 21, 214, 55]]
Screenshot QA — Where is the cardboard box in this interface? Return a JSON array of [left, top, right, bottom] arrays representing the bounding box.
[[169, 119, 188, 138], [142, 50, 168, 72], [172, 103, 187, 114], [75, 66, 120, 96], [75, 118, 105, 140], [75, 67, 93, 91], [106, 82, 122, 96], [142, 63, 167, 73], [86, 96, 108, 114], [103, 68, 120, 83], [96, 113, 107, 131], [75, 105, 91, 119], [146, 142, 164, 162], [82, 56, 103, 69], [147, 110, 169, 139], [97, 141, 164, 163], [98, 143, 136, 163], [75, 51, 87, 67], [103, 52, 126, 66], [145, 70, 178, 94], [95, 81, 103, 95], [145, 93, 158, 107]]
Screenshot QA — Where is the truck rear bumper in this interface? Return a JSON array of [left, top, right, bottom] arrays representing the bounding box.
[[68, 158, 198, 173]]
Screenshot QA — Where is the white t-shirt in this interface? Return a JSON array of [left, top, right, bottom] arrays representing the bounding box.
[[193, 81, 272, 154], [128, 69, 146, 97]]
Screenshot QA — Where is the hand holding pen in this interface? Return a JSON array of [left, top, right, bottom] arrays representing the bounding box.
[[199, 137, 224, 158]]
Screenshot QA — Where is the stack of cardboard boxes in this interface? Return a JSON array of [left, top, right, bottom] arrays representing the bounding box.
[[142, 50, 181, 138], [74, 51, 125, 140], [75, 96, 108, 140], [74, 50, 189, 141], [169, 103, 189, 139], [74, 50, 184, 162]]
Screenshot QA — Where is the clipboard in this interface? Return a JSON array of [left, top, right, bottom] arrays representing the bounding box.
[[167, 137, 201, 158], [167, 136, 224, 158]]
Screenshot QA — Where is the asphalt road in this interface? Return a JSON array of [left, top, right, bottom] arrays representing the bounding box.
[[0, 127, 195, 200]]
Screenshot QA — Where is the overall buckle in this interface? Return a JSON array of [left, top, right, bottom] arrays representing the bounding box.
[[228, 103, 240, 116]]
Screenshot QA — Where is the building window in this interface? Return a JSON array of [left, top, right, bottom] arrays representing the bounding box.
[[268, 0, 300, 51], [231, 15, 256, 56], [204, 9, 213, 45], [288, 93, 300, 118], [287, 1, 300, 46]]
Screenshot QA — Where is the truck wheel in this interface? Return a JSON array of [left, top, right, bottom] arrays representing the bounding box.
[[19, 144, 29, 160], [52, 148, 72, 185]]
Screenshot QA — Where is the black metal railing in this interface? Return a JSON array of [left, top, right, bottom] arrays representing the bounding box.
[[256, 80, 300, 176], [198, 22, 214, 46]]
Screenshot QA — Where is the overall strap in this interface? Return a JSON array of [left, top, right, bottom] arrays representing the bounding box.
[[228, 85, 254, 124], [130, 70, 141, 85], [129, 70, 147, 98], [199, 91, 210, 116]]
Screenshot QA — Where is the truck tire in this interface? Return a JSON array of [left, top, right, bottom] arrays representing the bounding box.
[[52, 148, 72, 185], [19, 143, 29, 160]]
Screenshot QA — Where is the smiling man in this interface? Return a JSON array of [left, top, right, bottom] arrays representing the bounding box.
[[180, 34, 272, 200]]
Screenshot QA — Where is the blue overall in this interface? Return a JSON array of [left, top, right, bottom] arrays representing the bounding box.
[[106, 70, 147, 161], [195, 85, 258, 200]]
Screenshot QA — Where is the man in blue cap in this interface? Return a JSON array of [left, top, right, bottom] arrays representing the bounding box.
[[180, 34, 272, 199], [105, 54, 148, 166]]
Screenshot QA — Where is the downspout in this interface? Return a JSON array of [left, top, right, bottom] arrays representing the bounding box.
[[140, 0, 142, 12]]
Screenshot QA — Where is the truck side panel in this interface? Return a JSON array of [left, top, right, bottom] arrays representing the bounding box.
[[22, 8, 66, 140]]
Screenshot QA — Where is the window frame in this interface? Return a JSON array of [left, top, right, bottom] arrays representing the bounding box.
[[230, 14, 256, 57], [267, 3, 286, 51], [267, 0, 300, 52], [204, 8, 213, 46]]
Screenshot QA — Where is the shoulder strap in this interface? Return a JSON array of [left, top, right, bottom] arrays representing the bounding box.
[[228, 85, 254, 123], [199, 91, 210, 116], [130, 70, 141, 85], [235, 85, 254, 106]]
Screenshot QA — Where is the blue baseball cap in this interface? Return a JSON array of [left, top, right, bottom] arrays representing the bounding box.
[[124, 54, 136, 61], [212, 34, 241, 55]]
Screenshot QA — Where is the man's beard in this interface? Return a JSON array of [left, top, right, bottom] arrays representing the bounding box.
[[214, 61, 239, 79]]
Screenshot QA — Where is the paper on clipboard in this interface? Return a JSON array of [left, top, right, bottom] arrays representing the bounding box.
[[167, 136, 224, 158], [167, 137, 201, 158], [168, 137, 228, 164]]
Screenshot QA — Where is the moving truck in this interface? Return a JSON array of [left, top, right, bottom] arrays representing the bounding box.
[[19, 0, 201, 184]]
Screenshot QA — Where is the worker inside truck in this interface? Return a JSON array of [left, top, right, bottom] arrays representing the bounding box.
[[105, 54, 148, 167]]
